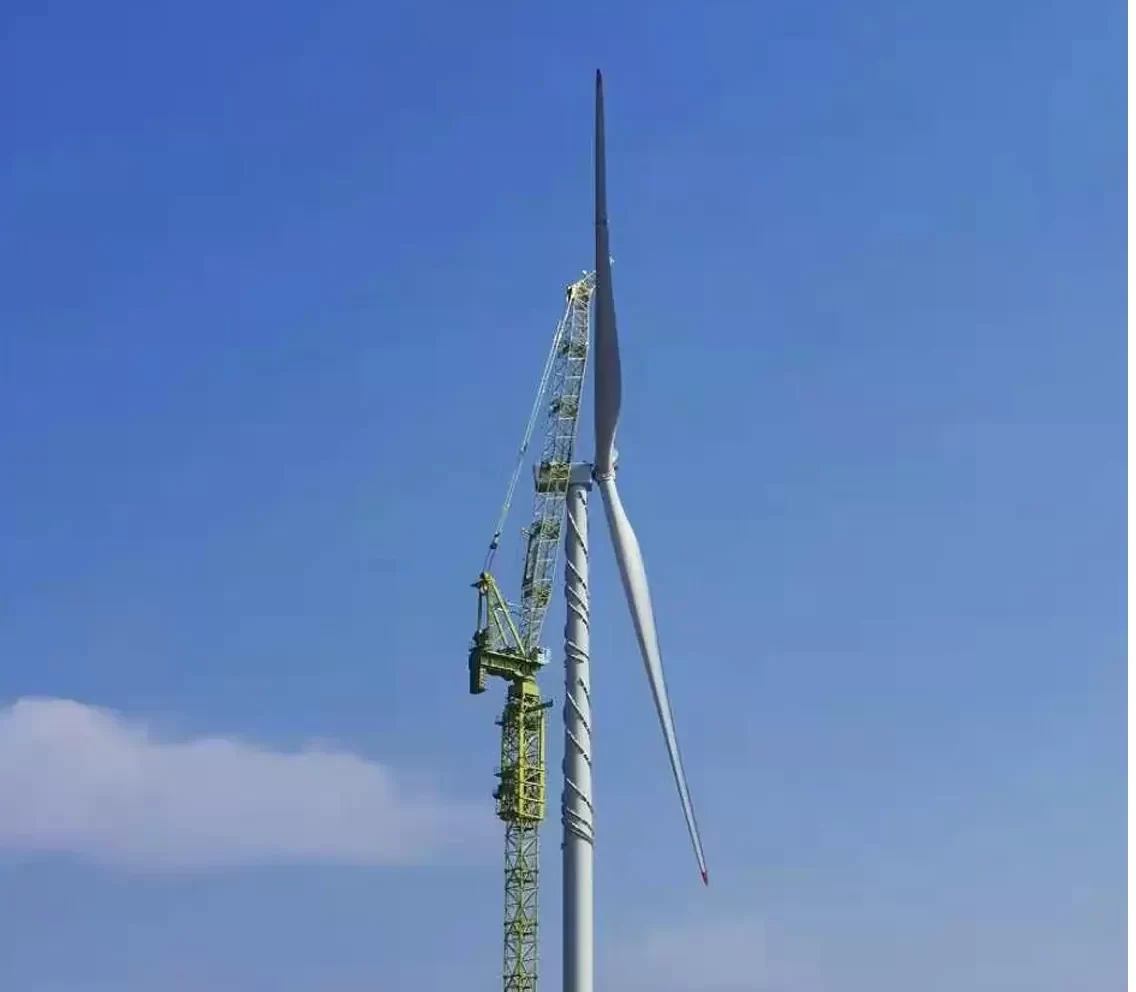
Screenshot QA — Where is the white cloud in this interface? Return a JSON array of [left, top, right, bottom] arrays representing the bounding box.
[[606, 915, 776, 992], [0, 698, 492, 872], [606, 905, 1122, 992]]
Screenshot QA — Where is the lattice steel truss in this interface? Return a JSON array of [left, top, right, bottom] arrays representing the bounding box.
[[469, 271, 595, 992], [519, 272, 596, 652], [498, 680, 547, 992]]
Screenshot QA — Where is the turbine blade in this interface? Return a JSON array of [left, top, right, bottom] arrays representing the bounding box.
[[596, 474, 709, 884], [593, 69, 621, 480]]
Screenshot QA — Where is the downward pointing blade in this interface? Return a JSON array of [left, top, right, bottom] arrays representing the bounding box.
[[596, 474, 709, 885], [593, 69, 620, 481], [591, 71, 708, 884]]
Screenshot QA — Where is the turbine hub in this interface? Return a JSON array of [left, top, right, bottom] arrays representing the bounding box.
[[592, 448, 618, 483]]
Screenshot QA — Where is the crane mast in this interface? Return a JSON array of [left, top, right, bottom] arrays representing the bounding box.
[[469, 271, 595, 992]]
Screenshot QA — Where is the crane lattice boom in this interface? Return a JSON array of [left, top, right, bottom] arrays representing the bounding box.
[[468, 271, 595, 992]]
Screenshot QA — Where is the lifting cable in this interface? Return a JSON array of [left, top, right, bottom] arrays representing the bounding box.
[[483, 307, 569, 572]]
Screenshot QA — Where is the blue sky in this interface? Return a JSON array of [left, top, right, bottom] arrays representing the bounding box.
[[0, 0, 1124, 989]]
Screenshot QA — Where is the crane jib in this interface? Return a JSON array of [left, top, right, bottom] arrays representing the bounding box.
[[467, 270, 596, 992]]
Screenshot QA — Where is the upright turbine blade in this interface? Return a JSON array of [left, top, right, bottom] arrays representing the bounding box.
[[592, 70, 709, 886], [593, 70, 620, 482]]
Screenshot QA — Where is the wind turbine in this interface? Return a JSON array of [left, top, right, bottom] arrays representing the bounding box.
[[560, 69, 709, 992]]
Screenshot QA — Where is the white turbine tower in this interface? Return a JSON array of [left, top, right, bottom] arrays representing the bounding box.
[[561, 69, 709, 992]]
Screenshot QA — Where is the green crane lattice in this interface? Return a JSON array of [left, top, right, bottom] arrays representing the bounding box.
[[468, 272, 594, 992]]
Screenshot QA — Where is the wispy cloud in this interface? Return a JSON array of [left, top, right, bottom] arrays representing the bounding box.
[[607, 904, 1122, 992], [606, 915, 773, 992], [0, 698, 491, 872]]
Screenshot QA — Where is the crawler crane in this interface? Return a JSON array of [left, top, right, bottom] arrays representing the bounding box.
[[468, 271, 595, 992]]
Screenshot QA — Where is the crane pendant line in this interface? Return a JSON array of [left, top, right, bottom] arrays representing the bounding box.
[[468, 271, 595, 992]]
